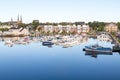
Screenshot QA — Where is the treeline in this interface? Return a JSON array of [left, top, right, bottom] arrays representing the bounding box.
[[0, 28, 9, 32], [1, 20, 120, 31], [88, 21, 106, 31], [88, 21, 120, 31]]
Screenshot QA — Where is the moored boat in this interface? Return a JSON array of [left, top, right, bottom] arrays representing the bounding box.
[[85, 44, 112, 53], [42, 41, 54, 46]]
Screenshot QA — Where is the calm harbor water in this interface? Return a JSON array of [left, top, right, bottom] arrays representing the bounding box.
[[0, 37, 120, 80]]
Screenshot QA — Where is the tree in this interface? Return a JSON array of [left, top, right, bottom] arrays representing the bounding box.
[[32, 20, 40, 30], [117, 22, 120, 30], [59, 22, 69, 26], [0, 21, 2, 25], [18, 23, 26, 28], [0, 28, 9, 32], [88, 21, 106, 31]]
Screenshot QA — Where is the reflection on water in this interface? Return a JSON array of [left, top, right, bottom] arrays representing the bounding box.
[[0, 35, 120, 80], [0, 35, 88, 48], [85, 51, 113, 58]]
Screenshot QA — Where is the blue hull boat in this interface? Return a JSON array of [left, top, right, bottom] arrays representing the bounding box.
[[42, 42, 54, 46], [85, 44, 112, 53]]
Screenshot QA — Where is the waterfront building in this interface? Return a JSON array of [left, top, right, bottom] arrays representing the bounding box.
[[97, 32, 112, 42], [41, 24, 90, 34], [57, 25, 63, 33], [105, 23, 118, 32], [76, 25, 82, 34], [3, 27, 29, 36], [44, 25, 54, 33], [82, 25, 90, 33], [0, 25, 11, 29]]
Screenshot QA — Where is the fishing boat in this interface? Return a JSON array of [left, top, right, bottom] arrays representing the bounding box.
[[84, 44, 112, 53]]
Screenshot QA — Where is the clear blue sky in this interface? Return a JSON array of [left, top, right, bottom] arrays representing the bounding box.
[[0, 0, 120, 23]]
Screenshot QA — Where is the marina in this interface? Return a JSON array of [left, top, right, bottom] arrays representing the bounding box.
[[0, 0, 120, 80], [0, 36, 120, 80]]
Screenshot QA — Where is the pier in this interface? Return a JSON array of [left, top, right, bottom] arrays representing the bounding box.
[[108, 32, 120, 52]]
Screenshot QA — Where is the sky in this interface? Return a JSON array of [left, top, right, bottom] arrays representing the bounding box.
[[0, 0, 120, 23]]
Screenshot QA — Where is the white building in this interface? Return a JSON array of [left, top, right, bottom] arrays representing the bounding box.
[[3, 27, 29, 36], [57, 25, 63, 33], [82, 25, 89, 33], [0, 25, 11, 29], [77, 25, 82, 33], [97, 33, 112, 42], [44, 25, 55, 33], [42, 24, 89, 34]]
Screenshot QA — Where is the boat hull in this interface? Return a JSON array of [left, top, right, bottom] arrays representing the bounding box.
[[85, 48, 112, 53], [42, 42, 54, 46]]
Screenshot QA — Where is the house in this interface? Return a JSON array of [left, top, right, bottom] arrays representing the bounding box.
[[57, 25, 63, 33], [76, 25, 82, 34], [105, 23, 118, 32], [44, 25, 55, 33], [0, 25, 11, 29], [3, 27, 29, 36], [40, 24, 90, 34], [70, 24, 77, 33], [82, 25, 90, 33], [97, 32, 112, 42]]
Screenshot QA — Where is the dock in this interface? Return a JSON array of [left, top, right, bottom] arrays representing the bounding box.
[[107, 32, 120, 52]]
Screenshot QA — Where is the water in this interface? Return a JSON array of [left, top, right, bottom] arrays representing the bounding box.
[[0, 37, 120, 80]]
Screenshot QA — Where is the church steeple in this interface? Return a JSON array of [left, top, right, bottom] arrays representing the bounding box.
[[11, 18, 13, 22], [10, 17, 13, 25], [17, 15, 19, 22], [20, 15, 22, 23]]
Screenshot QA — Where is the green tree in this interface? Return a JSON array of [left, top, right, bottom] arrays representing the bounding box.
[[59, 22, 69, 26], [32, 20, 40, 30], [0, 28, 9, 32], [117, 22, 120, 30], [88, 21, 106, 31], [18, 23, 26, 28]]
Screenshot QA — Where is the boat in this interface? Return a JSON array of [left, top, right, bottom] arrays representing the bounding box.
[[84, 44, 112, 53], [5, 40, 13, 45], [42, 41, 54, 46], [5, 40, 14, 47]]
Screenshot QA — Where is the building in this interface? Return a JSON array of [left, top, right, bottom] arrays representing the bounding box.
[[7, 15, 23, 27], [97, 32, 112, 42], [105, 23, 118, 32], [41, 24, 89, 34], [2, 27, 29, 36], [0, 25, 11, 29], [44, 25, 55, 33], [81, 25, 90, 33]]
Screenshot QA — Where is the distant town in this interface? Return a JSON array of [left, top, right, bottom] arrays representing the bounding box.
[[0, 15, 120, 42]]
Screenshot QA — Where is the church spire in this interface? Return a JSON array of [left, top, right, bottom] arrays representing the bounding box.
[[11, 17, 13, 22], [17, 15, 19, 22], [20, 15, 22, 23], [10, 17, 13, 25]]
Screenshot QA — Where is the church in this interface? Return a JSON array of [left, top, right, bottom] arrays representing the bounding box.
[[10, 15, 23, 27]]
